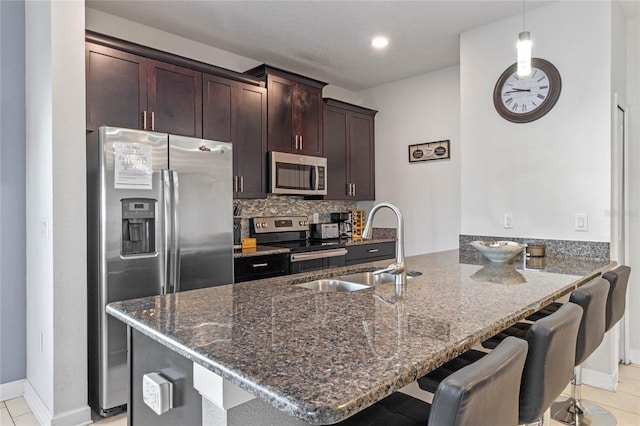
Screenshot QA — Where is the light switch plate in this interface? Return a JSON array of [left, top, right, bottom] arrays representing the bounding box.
[[504, 213, 513, 229], [575, 213, 588, 232]]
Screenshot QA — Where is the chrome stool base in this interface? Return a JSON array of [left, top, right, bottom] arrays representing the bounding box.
[[551, 398, 617, 426]]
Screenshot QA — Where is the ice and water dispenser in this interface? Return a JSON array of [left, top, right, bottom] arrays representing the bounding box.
[[121, 198, 156, 256]]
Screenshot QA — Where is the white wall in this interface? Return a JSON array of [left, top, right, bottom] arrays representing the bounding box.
[[0, 0, 27, 392], [460, 1, 612, 242], [625, 15, 640, 363], [25, 1, 90, 424], [358, 66, 461, 256]]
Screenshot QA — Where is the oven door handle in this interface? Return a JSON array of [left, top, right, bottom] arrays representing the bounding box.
[[290, 248, 347, 262]]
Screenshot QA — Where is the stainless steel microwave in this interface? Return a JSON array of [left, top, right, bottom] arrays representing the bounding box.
[[269, 151, 327, 195]]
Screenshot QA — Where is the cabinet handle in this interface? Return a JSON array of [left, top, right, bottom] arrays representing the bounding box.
[[353, 183, 356, 196], [240, 176, 244, 193], [367, 249, 379, 253], [151, 111, 155, 130], [233, 176, 238, 193], [300, 135, 303, 150], [252, 263, 268, 268], [142, 111, 147, 130], [295, 135, 299, 150]]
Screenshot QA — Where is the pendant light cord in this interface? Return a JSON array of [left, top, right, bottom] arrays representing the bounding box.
[[522, 0, 526, 32]]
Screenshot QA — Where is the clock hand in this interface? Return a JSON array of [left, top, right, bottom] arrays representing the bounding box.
[[504, 88, 532, 94]]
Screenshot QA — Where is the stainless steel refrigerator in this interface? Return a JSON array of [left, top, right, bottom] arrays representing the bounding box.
[[87, 126, 233, 416]]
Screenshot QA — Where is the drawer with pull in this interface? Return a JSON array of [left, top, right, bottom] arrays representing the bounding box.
[[234, 253, 290, 283], [345, 241, 396, 266]]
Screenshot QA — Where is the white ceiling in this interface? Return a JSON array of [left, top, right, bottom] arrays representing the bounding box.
[[87, 0, 639, 91]]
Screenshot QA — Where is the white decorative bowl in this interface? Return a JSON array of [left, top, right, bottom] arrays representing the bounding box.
[[470, 241, 524, 263]]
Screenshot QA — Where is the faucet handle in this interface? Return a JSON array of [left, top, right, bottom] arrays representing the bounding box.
[[373, 263, 404, 275]]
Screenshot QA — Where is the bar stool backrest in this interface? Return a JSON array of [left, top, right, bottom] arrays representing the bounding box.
[[571, 277, 610, 366], [602, 266, 631, 332], [429, 336, 528, 426], [518, 303, 583, 424]]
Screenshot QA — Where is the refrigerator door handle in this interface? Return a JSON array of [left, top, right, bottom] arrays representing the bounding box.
[[171, 170, 182, 292], [162, 170, 172, 295]]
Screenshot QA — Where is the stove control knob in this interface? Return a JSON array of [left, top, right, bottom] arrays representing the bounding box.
[[299, 220, 308, 226], [262, 222, 268, 228]]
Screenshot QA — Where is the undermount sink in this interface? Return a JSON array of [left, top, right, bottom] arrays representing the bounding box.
[[338, 272, 397, 286], [296, 270, 423, 293], [295, 279, 371, 293], [339, 270, 423, 285]]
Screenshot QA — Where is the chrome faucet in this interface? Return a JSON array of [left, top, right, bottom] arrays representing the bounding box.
[[363, 202, 405, 275]]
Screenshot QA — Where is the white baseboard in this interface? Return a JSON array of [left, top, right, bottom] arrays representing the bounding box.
[[582, 367, 618, 391], [51, 405, 92, 426], [629, 348, 640, 364], [23, 380, 50, 425], [23, 381, 92, 426], [0, 379, 25, 401]]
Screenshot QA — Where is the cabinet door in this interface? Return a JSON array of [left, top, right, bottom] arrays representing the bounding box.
[[235, 83, 267, 199], [323, 105, 350, 199], [295, 83, 323, 156], [266, 75, 295, 153], [202, 73, 235, 142], [86, 43, 146, 131], [349, 112, 375, 200], [147, 60, 202, 137]]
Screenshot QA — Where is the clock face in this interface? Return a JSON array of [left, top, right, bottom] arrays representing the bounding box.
[[493, 58, 561, 123]]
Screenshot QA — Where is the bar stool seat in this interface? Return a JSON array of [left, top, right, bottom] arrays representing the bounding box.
[[337, 336, 528, 426]]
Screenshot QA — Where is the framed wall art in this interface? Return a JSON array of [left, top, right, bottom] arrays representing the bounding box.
[[408, 140, 450, 163]]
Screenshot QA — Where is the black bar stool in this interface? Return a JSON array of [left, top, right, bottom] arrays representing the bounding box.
[[336, 336, 528, 426], [552, 266, 631, 426], [417, 302, 583, 425]]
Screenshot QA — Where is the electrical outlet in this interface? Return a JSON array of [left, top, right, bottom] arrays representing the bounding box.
[[575, 213, 588, 232], [142, 372, 173, 415], [504, 213, 513, 229]]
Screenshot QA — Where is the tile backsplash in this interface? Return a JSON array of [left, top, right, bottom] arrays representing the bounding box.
[[235, 195, 357, 239], [459, 234, 609, 260]]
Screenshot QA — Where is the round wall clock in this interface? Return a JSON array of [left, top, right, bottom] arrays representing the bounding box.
[[493, 58, 561, 123]]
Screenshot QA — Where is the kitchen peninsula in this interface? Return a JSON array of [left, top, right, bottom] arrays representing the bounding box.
[[107, 250, 613, 425]]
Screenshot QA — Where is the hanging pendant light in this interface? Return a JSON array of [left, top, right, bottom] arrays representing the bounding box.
[[516, 0, 532, 76]]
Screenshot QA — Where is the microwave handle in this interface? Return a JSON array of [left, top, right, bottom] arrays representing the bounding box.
[[310, 165, 317, 190]]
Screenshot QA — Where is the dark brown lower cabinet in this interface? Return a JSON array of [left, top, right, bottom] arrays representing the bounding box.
[[345, 241, 395, 266], [234, 253, 289, 283]]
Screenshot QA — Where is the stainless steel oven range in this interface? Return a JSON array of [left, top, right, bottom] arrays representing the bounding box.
[[250, 216, 347, 274]]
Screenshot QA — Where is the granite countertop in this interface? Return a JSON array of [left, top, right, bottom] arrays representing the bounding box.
[[233, 245, 290, 258], [107, 250, 613, 425], [233, 238, 396, 258]]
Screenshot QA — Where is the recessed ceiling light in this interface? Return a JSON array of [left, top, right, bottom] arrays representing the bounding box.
[[371, 36, 389, 49]]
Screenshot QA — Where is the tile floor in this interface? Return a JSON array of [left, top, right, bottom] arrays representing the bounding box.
[[1, 363, 639, 425]]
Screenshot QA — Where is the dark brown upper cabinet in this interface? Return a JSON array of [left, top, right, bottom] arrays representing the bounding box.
[[245, 65, 327, 157], [147, 60, 202, 137], [86, 43, 147, 131], [86, 42, 202, 138], [203, 74, 267, 199], [323, 99, 377, 201]]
